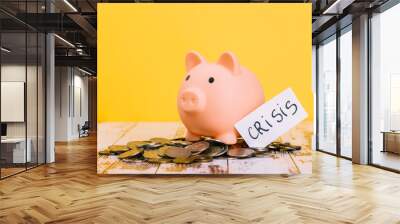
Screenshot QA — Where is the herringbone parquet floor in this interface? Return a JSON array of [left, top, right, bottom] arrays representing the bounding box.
[[1, 135, 400, 224]]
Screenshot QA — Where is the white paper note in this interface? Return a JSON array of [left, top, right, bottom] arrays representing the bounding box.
[[235, 88, 308, 148]]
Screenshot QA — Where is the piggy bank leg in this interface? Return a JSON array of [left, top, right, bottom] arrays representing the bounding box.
[[185, 130, 201, 141], [216, 132, 237, 145]]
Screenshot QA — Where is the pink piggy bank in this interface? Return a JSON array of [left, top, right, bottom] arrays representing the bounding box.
[[177, 51, 265, 144]]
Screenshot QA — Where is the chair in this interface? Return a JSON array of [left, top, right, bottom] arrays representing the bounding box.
[[79, 121, 90, 138]]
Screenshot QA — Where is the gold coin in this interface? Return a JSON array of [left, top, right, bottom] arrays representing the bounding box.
[[126, 144, 139, 151], [98, 149, 111, 155], [143, 150, 162, 159], [173, 157, 195, 164], [118, 148, 142, 159], [267, 145, 280, 151], [157, 146, 169, 157], [109, 145, 130, 153], [171, 137, 186, 141], [149, 137, 171, 144], [270, 142, 281, 147], [293, 145, 301, 150], [280, 146, 295, 152], [165, 146, 191, 158], [127, 141, 149, 149]]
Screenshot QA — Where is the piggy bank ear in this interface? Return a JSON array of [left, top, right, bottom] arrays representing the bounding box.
[[186, 51, 205, 72], [217, 52, 240, 75]]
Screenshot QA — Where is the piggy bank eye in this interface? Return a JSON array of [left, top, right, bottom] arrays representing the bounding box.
[[185, 75, 190, 81], [208, 77, 215, 84]]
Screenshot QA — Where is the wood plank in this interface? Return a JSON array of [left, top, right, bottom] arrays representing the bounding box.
[[97, 122, 137, 173], [97, 122, 137, 151], [97, 155, 120, 174], [115, 122, 182, 144], [1, 134, 400, 223], [103, 160, 159, 174], [290, 152, 313, 174], [157, 159, 228, 174], [228, 153, 298, 174], [99, 122, 183, 174]]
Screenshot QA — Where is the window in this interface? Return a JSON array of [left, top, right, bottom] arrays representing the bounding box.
[[370, 2, 400, 171], [317, 35, 337, 154], [390, 74, 400, 130], [339, 28, 352, 158], [0, 1, 47, 179], [316, 26, 353, 159]]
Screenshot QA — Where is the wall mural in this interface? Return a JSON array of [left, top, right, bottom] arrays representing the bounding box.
[[97, 3, 313, 174]]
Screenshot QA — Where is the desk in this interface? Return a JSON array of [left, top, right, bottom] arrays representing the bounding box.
[[1, 138, 31, 163], [382, 131, 400, 154]]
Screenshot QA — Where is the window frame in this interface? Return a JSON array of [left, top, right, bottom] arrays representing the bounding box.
[[315, 24, 353, 161]]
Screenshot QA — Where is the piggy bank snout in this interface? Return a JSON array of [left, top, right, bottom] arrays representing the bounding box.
[[179, 88, 206, 112]]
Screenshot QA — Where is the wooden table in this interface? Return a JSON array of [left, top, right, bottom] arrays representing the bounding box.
[[382, 131, 400, 154], [1, 137, 32, 165], [97, 122, 312, 175]]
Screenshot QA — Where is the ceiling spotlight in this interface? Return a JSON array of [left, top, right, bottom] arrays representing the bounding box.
[[63, 0, 78, 12], [76, 48, 85, 55], [1, 47, 11, 53], [78, 67, 93, 76], [54, 34, 75, 48], [322, 0, 354, 15]]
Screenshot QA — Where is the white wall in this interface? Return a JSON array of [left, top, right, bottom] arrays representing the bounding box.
[[72, 73, 89, 138], [55, 67, 70, 141], [54, 67, 89, 141]]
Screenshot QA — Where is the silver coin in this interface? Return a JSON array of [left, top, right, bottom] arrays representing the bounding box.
[[143, 142, 162, 149], [204, 145, 228, 157], [185, 141, 210, 155], [169, 140, 192, 147], [252, 147, 269, 152], [267, 145, 280, 151], [165, 146, 191, 158], [227, 147, 255, 158]]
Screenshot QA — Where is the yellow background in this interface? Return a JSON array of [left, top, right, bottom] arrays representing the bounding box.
[[98, 4, 312, 122]]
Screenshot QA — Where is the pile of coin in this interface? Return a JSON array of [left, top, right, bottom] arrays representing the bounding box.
[[98, 137, 301, 164]]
